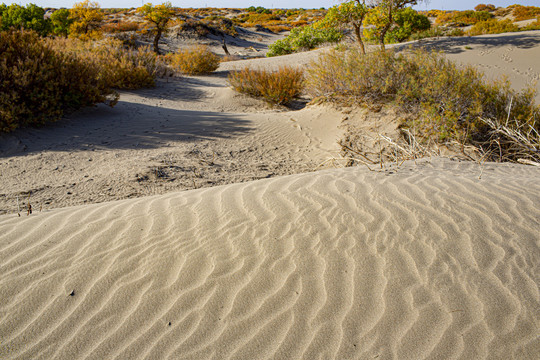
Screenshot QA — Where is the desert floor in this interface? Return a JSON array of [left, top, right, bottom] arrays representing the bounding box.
[[1, 31, 539, 359]]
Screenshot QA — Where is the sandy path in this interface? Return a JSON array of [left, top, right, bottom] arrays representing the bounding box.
[[1, 158, 539, 359]]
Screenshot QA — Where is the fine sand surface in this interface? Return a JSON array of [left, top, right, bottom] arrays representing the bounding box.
[[1, 31, 540, 359], [396, 30, 540, 103], [1, 158, 539, 359]]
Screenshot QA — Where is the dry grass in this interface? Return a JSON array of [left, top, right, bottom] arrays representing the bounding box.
[[228, 66, 304, 105], [167, 45, 220, 75]]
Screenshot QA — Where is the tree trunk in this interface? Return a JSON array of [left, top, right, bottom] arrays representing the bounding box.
[[379, 4, 394, 52], [153, 28, 162, 55], [353, 24, 365, 55]]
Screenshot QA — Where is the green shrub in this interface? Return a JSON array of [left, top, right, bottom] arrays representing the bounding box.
[[306, 48, 538, 159], [387, 8, 431, 42], [0, 3, 50, 36], [0, 30, 117, 133], [167, 45, 220, 75], [468, 19, 519, 36], [267, 25, 343, 57], [228, 66, 304, 105], [436, 10, 494, 26]]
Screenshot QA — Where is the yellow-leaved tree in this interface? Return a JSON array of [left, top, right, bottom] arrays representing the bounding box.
[[137, 2, 175, 54], [323, 1, 369, 54], [69, 0, 103, 39]]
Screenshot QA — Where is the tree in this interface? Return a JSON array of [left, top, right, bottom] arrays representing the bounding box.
[[69, 0, 103, 37], [50, 9, 73, 38], [387, 7, 430, 42], [0, 3, 50, 36], [366, 0, 425, 51], [324, 1, 369, 54], [137, 2, 175, 54]]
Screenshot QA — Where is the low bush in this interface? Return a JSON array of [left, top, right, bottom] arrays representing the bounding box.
[[468, 19, 519, 36], [100, 20, 140, 33], [167, 45, 220, 75], [410, 26, 465, 41], [435, 10, 493, 26], [47, 38, 162, 89], [0, 30, 117, 133], [511, 5, 540, 21], [228, 66, 304, 105], [267, 25, 343, 57], [387, 8, 431, 43], [306, 48, 539, 161]]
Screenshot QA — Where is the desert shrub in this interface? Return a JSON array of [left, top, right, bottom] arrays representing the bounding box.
[[228, 66, 304, 105], [47, 37, 162, 89], [0, 30, 117, 133], [436, 10, 493, 26], [474, 4, 496, 12], [306, 48, 538, 160], [167, 45, 220, 75], [521, 17, 540, 31], [50, 8, 73, 37], [511, 5, 540, 21], [101, 20, 140, 33], [0, 3, 50, 36], [468, 19, 519, 36], [387, 8, 431, 42], [267, 25, 343, 57]]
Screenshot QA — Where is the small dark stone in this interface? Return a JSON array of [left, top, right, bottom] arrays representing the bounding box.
[[69, 290, 75, 296], [168, 322, 172, 326]]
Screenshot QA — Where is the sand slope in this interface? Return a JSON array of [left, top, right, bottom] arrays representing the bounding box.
[[1, 158, 539, 359]]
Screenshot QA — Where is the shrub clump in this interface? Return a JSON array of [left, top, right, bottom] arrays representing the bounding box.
[[267, 25, 343, 57], [167, 46, 220, 75], [306, 48, 539, 161], [46, 37, 163, 89], [467, 19, 519, 36], [0, 30, 117, 133], [228, 66, 304, 105]]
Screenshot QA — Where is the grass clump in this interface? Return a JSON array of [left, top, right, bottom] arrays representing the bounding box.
[[167, 46, 220, 75], [228, 66, 304, 105], [306, 48, 539, 162], [0, 30, 117, 133]]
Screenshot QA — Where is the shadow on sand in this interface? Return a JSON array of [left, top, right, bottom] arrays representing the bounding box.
[[0, 100, 253, 157]]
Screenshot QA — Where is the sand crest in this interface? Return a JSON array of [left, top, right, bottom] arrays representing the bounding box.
[[1, 158, 539, 359]]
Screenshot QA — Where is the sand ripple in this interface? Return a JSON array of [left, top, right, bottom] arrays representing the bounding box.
[[1, 158, 539, 359]]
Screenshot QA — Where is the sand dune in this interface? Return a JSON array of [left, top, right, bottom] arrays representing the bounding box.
[[1, 158, 539, 359]]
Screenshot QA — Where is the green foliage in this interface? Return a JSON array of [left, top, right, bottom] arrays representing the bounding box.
[[267, 25, 343, 57], [468, 19, 519, 36], [0, 30, 117, 133], [166, 45, 220, 75], [306, 48, 538, 150], [387, 7, 430, 42], [228, 66, 304, 105], [0, 3, 50, 36], [50, 9, 73, 37], [474, 4, 496, 12]]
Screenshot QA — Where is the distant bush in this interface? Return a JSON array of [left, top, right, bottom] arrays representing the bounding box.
[[100, 20, 140, 33], [0, 3, 50, 36], [228, 66, 304, 105], [306, 48, 539, 161], [267, 25, 343, 57], [167, 45, 220, 75], [468, 19, 519, 36], [511, 5, 540, 21], [474, 4, 496, 12], [0, 30, 117, 133], [436, 10, 493, 26], [410, 26, 465, 40]]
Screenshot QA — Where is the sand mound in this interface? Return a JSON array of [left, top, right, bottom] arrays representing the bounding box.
[[1, 158, 538, 359]]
